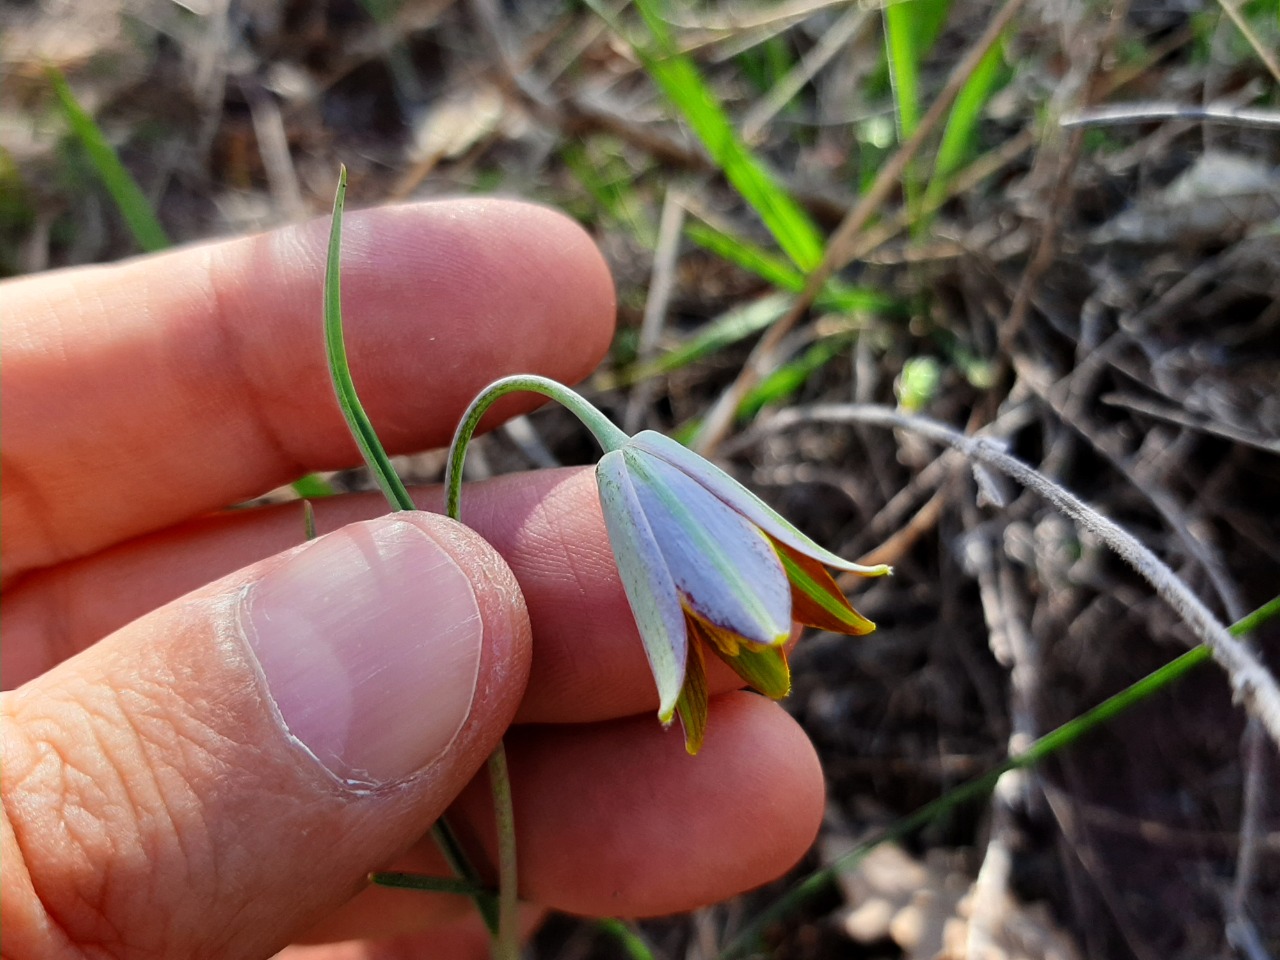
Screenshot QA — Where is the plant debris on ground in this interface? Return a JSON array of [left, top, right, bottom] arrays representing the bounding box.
[[3, 0, 1278, 957]]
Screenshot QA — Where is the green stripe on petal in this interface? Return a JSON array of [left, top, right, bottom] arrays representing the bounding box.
[[596, 451, 688, 722], [774, 539, 877, 636], [692, 617, 792, 700], [630, 431, 892, 578], [675, 625, 709, 755], [623, 447, 791, 647]]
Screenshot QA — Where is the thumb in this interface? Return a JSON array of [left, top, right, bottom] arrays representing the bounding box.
[[1, 513, 530, 959]]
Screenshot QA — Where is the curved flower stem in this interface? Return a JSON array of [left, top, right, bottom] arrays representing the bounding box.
[[487, 747, 519, 960], [445, 376, 624, 960], [446, 374, 629, 518]]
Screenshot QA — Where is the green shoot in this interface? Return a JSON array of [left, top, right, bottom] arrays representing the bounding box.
[[589, 0, 825, 271], [923, 35, 1007, 208], [47, 65, 169, 253]]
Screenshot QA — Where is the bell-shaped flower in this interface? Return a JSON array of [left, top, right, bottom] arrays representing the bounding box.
[[446, 376, 891, 757], [596, 430, 890, 754]]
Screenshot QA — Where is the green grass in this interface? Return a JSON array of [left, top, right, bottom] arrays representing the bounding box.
[[48, 64, 169, 253], [590, 0, 826, 272], [684, 221, 902, 315], [924, 33, 1008, 208]]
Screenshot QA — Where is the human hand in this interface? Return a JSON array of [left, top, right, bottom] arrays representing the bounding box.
[[0, 200, 825, 959]]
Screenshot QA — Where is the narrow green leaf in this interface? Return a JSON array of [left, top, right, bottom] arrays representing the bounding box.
[[370, 872, 486, 895], [323, 166, 414, 513], [884, 0, 952, 140], [597, 919, 659, 960], [48, 65, 169, 253], [924, 36, 1007, 207], [883, 0, 952, 218], [591, 0, 826, 271], [685, 222, 903, 314], [602, 293, 793, 389], [738, 334, 853, 420]]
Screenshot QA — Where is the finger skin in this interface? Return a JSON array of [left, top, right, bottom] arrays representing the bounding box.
[[0, 200, 615, 580], [0, 515, 530, 960], [3, 469, 771, 723], [278, 905, 546, 960], [297, 694, 824, 944]]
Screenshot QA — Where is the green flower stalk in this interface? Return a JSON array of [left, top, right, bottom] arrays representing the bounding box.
[[448, 376, 891, 754]]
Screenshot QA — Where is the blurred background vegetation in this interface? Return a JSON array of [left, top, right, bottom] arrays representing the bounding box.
[[3, 0, 1279, 957]]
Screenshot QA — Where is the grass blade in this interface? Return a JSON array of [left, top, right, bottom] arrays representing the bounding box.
[[883, 0, 952, 139], [48, 65, 169, 253], [591, 0, 825, 271], [924, 35, 1007, 207], [737, 333, 854, 420], [599, 293, 794, 389], [685, 221, 902, 314], [883, 0, 953, 218], [322, 166, 414, 512]]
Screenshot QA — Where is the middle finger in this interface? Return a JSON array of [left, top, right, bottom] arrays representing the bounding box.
[[1, 468, 757, 723]]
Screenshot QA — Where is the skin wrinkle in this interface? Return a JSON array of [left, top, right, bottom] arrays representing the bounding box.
[[197, 245, 318, 491], [65, 691, 158, 954], [2, 714, 121, 958], [0, 451, 64, 587], [8, 648, 280, 959]]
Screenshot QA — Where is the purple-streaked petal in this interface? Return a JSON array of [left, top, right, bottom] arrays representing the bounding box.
[[623, 447, 791, 647], [596, 450, 687, 722], [630, 430, 892, 577]]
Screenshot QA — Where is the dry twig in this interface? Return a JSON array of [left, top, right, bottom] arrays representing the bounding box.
[[751, 404, 1280, 748]]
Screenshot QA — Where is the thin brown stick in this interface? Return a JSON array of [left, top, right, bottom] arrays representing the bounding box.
[[1214, 0, 1280, 83]]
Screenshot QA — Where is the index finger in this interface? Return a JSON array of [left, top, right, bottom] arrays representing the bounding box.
[[0, 200, 615, 579]]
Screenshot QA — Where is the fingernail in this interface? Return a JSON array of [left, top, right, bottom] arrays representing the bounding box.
[[239, 516, 482, 787]]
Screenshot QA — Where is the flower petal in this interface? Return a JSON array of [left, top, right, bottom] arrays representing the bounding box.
[[674, 625, 709, 755], [630, 430, 893, 577], [623, 447, 791, 647], [773, 539, 877, 635], [692, 616, 791, 700], [596, 450, 687, 722]]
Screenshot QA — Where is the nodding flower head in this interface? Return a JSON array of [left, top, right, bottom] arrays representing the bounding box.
[[595, 430, 890, 754], [447, 377, 891, 757]]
